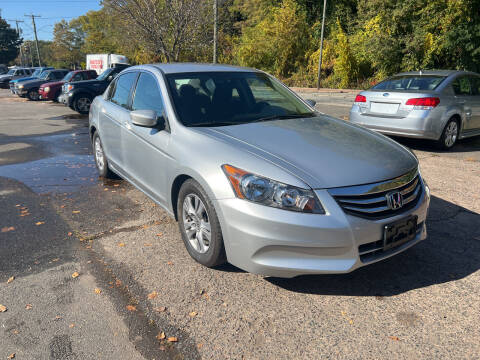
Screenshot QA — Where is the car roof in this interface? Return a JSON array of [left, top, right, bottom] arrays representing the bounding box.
[[394, 70, 477, 77], [144, 63, 258, 74]]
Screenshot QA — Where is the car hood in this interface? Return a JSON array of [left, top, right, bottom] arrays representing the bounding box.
[[0, 75, 13, 81], [40, 80, 64, 88], [203, 115, 417, 189], [20, 79, 48, 88], [11, 77, 37, 83]]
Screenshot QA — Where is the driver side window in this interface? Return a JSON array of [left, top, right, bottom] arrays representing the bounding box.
[[452, 76, 471, 95]]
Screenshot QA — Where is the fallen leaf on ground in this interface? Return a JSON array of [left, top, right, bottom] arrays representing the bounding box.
[[71, 272, 79, 278], [115, 279, 122, 287], [159, 346, 166, 351], [156, 332, 166, 340], [118, 243, 125, 247], [94, 288, 101, 294], [147, 291, 158, 300], [389, 336, 400, 341], [67, 232, 73, 236], [7, 276, 14, 284], [54, 315, 62, 320], [35, 221, 45, 226], [142, 224, 149, 229], [7, 353, 15, 359], [72, 210, 80, 214], [60, 205, 65, 208], [12, 329, 19, 335], [143, 243, 152, 247], [156, 233, 163, 237], [197, 343, 203, 349], [167, 337, 178, 343], [189, 311, 197, 318], [1, 226, 15, 233], [15, 204, 21, 207], [69, 323, 75, 328], [51, 258, 59, 262], [126, 305, 136, 312], [25, 304, 33, 310], [154, 306, 166, 313], [167, 261, 173, 265], [0, 304, 7, 312], [113, 184, 120, 187]]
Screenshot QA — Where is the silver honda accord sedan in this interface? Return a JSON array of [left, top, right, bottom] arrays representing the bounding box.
[[89, 63, 430, 278], [350, 70, 480, 149]]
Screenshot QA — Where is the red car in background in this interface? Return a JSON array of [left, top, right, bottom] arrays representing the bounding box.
[[39, 70, 97, 102]]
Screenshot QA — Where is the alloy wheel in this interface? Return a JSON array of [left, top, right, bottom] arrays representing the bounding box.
[[29, 90, 39, 101], [94, 137, 105, 172], [77, 97, 91, 113], [182, 194, 211, 254], [444, 121, 458, 147]]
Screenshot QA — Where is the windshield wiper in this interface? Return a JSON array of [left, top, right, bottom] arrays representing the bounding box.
[[250, 113, 315, 123], [189, 121, 244, 127]]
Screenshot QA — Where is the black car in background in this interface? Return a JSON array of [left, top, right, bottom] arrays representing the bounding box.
[[16, 69, 69, 100], [60, 64, 130, 114], [0, 68, 32, 88]]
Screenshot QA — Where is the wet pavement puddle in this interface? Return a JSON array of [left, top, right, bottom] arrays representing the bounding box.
[[0, 154, 98, 194]]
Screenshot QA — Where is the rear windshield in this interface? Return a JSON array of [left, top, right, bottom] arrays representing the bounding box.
[[371, 76, 446, 91]]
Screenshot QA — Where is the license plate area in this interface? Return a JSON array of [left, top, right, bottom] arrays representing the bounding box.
[[370, 102, 399, 114], [383, 216, 418, 251]]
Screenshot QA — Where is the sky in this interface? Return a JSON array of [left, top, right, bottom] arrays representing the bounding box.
[[0, 0, 102, 41]]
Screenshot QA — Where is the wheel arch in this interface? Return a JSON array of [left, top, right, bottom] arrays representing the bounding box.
[[171, 174, 193, 221]]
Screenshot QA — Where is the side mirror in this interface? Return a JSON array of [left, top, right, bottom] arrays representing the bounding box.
[[107, 75, 114, 82], [305, 99, 316, 107], [131, 110, 158, 127]]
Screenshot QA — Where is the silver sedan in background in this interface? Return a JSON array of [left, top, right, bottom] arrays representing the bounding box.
[[349, 70, 480, 149], [89, 63, 430, 278]]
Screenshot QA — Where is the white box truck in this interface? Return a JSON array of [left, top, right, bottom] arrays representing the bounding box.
[[86, 54, 129, 75]]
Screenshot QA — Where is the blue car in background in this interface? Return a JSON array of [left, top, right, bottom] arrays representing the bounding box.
[[9, 67, 54, 94]]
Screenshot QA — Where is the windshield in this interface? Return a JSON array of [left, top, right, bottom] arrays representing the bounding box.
[[7, 69, 15, 75], [32, 69, 42, 77], [40, 71, 51, 80], [165, 72, 314, 127], [62, 72, 74, 82], [96, 68, 112, 81], [371, 75, 446, 91]]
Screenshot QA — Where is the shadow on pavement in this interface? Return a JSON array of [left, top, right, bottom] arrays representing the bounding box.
[[267, 196, 480, 296], [392, 135, 480, 154]]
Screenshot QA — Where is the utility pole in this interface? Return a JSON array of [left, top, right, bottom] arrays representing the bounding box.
[[316, 0, 327, 89], [8, 20, 25, 67], [28, 43, 34, 67], [213, 0, 218, 63], [25, 14, 42, 67]]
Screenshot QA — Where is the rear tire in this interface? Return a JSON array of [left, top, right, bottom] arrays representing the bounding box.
[[92, 132, 115, 179], [74, 95, 92, 114], [53, 90, 61, 102], [177, 179, 226, 268], [437, 118, 459, 150]]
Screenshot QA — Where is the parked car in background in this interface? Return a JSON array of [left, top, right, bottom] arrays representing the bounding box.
[[16, 69, 69, 100], [89, 63, 430, 277], [86, 54, 128, 75], [0, 68, 32, 88], [9, 67, 54, 94], [39, 70, 97, 102], [350, 70, 480, 149], [61, 64, 130, 114]]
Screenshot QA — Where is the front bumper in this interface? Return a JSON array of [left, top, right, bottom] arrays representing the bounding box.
[[16, 89, 27, 96], [38, 89, 52, 100], [214, 183, 430, 278], [349, 105, 441, 140], [58, 93, 68, 105]]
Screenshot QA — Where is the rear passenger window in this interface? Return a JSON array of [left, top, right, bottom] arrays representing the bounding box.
[[110, 72, 137, 109], [452, 76, 471, 95], [131, 73, 164, 116]]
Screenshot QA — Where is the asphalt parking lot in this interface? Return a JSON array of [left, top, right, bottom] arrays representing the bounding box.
[[0, 88, 479, 359]]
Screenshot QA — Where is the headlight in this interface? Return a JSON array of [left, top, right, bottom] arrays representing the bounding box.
[[67, 84, 74, 92], [18, 85, 23, 89], [44, 87, 50, 92], [222, 164, 325, 214]]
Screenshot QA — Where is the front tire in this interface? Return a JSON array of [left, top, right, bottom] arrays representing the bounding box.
[[438, 118, 459, 150], [74, 95, 92, 114], [27, 89, 40, 101], [92, 132, 115, 179], [177, 179, 226, 268]]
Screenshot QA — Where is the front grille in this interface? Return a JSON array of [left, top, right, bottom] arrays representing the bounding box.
[[358, 222, 424, 263], [328, 168, 423, 220]]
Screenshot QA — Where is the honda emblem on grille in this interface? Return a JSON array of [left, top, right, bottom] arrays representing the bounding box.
[[386, 191, 404, 210]]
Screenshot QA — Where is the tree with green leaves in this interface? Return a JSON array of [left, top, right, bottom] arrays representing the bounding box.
[[0, 17, 22, 65]]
